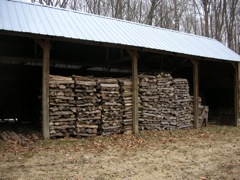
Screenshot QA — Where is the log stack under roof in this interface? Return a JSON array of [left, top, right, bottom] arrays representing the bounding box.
[[119, 79, 133, 134], [97, 78, 123, 135], [48, 73, 209, 138], [172, 78, 193, 129], [73, 75, 101, 137], [49, 75, 76, 138], [139, 73, 196, 131], [138, 74, 161, 130]]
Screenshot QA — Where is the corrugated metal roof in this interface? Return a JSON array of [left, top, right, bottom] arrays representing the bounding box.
[[0, 0, 240, 62]]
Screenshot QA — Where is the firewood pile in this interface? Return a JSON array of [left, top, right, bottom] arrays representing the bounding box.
[[172, 78, 193, 128], [47, 73, 209, 139], [49, 75, 76, 138], [138, 74, 161, 130], [97, 78, 123, 135], [119, 79, 133, 134], [138, 73, 199, 131], [73, 75, 101, 137], [0, 131, 40, 144]]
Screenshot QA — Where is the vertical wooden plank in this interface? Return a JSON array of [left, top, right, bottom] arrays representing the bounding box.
[[42, 40, 50, 139], [234, 62, 240, 126], [237, 62, 240, 126], [128, 50, 139, 134], [191, 59, 199, 129]]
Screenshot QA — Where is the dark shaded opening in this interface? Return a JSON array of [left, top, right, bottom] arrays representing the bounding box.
[[172, 61, 235, 125], [0, 64, 42, 133]]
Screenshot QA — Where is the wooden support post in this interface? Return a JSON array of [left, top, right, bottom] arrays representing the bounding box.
[[127, 50, 139, 134], [191, 59, 199, 129], [42, 40, 51, 139], [234, 62, 240, 126], [36, 39, 51, 139]]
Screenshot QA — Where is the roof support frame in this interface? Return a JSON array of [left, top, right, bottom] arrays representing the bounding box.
[[0, 31, 237, 65], [127, 49, 139, 134], [233, 62, 240, 126], [0, 30, 239, 134], [191, 59, 199, 128], [36, 39, 51, 139]]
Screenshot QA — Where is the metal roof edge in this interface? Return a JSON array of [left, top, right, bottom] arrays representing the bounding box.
[[2, 0, 240, 62], [7, 0, 217, 42]]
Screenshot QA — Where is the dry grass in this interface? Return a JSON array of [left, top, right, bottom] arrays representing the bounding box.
[[1, 125, 240, 179]]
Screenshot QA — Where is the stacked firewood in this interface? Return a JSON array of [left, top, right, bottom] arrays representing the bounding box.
[[138, 74, 160, 130], [48, 74, 209, 138], [172, 78, 193, 128], [0, 131, 40, 143], [156, 73, 177, 130], [73, 75, 101, 137], [139, 73, 195, 130], [97, 78, 123, 135], [119, 79, 133, 134], [49, 75, 76, 137]]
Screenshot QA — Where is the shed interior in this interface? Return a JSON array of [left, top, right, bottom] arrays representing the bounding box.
[[0, 34, 236, 131]]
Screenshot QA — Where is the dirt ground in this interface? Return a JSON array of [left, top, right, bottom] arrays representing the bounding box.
[[0, 125, 240, 180]]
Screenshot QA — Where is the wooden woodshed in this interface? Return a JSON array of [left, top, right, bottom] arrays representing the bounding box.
[[0, 0, 240, 139]]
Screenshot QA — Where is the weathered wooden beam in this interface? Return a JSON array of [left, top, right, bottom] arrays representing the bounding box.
[[109, 56, 131, 64], [37, 39, 51, 139], [127, 49, 139, 134], [191, 59, 199, 129], [35, 39, 45, 49], [233, 62, 240, 126], [0, 56, 158, 72]]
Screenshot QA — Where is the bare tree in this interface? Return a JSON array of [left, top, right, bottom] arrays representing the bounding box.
[[202, 0, 210, 37], [146, 0, 160, 25], [224, 0, 239, 50], [31, 0, 70, 8]]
